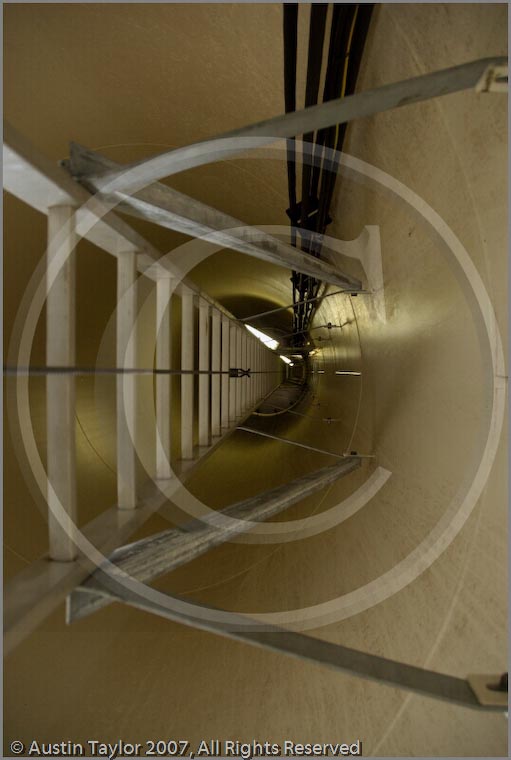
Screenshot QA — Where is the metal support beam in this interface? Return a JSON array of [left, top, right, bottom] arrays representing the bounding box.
[[46, 205, 77, 560], [66, 144, 362, 291], [67, 458, 361, 622], [82, 58, 506, 194], [68, 576, 505, 713]]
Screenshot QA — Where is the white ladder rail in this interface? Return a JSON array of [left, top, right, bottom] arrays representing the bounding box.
[[180, 287, 195, 460], [198, 298, 211, 448], [46, 204, 78, 561], [211, 309, 222, 438], [116, 249, 138, 509], [221, 315, 230, 430], [155, 276, 174, 480]]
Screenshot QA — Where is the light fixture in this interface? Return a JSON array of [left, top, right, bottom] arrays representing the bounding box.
[[279, 355, 292, 365], [245, 324, 279, 350], [334, 370, 361, 375]]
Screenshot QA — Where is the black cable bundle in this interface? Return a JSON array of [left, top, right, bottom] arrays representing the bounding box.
[[283, 3, 374, 343]]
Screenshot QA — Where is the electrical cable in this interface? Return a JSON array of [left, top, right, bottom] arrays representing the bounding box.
[[283, 4, 299, 246], [281, 3, 373, 343]]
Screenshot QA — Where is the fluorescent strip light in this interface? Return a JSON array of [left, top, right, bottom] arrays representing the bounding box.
[[279, 355, 292, 365], [335, 371, 361, 375], [245, 324, 279, 350]]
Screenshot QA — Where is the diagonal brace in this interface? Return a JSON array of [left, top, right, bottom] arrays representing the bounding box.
[[78, 57, 507, 194], [63, 144, 362, 291], [67, 458, 361, 623], [69, 571, 506, 712]]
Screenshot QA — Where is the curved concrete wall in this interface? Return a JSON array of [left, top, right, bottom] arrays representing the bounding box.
[[4, 4, 507, 756]]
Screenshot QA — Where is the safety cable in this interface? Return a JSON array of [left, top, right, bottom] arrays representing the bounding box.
[[3, 365, 279, 377]]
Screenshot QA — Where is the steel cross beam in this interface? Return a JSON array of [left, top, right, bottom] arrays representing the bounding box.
[[67, 458, 361, 622], [63, 144, 362, 291], [80, 58, 506, 195], [68, 572, 507, 712]]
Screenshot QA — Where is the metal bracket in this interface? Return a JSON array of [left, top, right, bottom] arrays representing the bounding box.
[[467, 673, 508, 708], [475, 63, 508, 93]]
